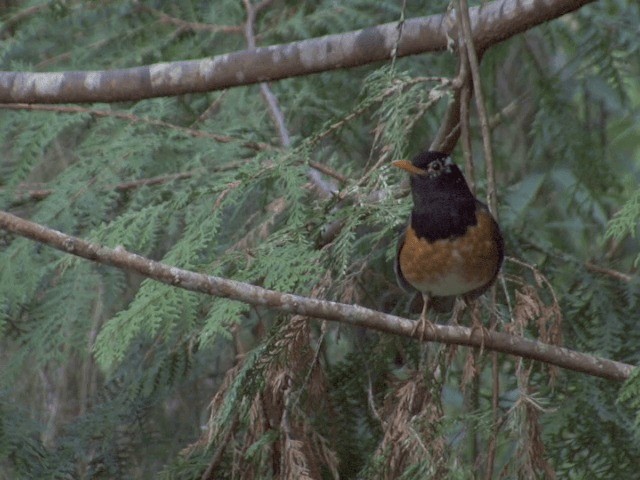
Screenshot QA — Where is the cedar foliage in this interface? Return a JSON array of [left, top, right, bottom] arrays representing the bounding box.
[[1, 0, 639, 478]]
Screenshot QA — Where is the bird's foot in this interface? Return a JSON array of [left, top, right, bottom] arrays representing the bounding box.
[[469, 320, 490, 352], [450, 298, 466, 325], [412, 314, 437, 342]]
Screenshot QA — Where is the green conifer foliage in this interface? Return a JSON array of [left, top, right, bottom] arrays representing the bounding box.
[[0, 1, 639, 478]]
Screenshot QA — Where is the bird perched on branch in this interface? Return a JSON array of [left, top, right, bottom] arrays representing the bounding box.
[[393, 150, 504, 336]]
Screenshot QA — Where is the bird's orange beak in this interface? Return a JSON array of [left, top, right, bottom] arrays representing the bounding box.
[[392, 160, 426, 176]]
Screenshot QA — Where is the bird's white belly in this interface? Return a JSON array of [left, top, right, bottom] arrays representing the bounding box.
[[412, 268, 486, 296]]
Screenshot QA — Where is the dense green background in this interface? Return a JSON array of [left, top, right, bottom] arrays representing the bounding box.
[[1, 1, 639, 478]]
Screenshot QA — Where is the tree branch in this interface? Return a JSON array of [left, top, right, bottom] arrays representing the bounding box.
[[458, 0, 499, 218], [0, 210, 632, 382], [429, 57, 467, 154], [0, 0, 595, 104], [585, 262, 634, 283], [136, 4, 243, 34], [3, 170, 212, 206], [242, 0, 290, 148], [0, 103, 271, 150], [242, 0, 337, 197]]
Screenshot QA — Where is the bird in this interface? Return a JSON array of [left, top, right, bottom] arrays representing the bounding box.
[[393, 150, 504, 337]]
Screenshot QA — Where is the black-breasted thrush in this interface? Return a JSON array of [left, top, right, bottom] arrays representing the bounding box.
[[393, 150, 504, 333]]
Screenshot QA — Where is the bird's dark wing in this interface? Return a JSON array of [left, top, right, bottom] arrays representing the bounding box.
[[394, 226, 417, 293], [463, 201, 505, 301]]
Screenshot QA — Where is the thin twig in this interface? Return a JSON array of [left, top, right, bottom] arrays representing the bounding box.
[[585, 262, 634, 283], [36, 37, 113, 69], [457, 2, 501, 475], [430, 59, 469, 153], [243, 0, 290, 147], [0, 210, 633, 382], [2, 167, 248, 206], [0, 4, 49, 37], [523, 239, 634, 283], [137, 4, 243, 34], [3, 160, 343, 207], [0, 103, 271, 151], [307, 161, 347, 184], [460, 82, 475, 191], [489, 99, 521, 129], [458, 0, 497, 217], [453, 12, 475, 191], [200, 414, 239, 480], [390, 0, 408, 66], [191, 91, 228, 126], [243, 0, 338, 197]]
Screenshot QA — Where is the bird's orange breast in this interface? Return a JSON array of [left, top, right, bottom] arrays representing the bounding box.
[[398, 209, 501, 297]]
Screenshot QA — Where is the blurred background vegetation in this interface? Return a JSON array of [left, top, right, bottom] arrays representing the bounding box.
[[0, 0, 639, 478]]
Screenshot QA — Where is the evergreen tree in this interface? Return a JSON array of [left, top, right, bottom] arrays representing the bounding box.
[[0, 1, 639, 478]]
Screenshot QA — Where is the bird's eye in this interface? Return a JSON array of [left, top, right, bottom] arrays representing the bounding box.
[[431, 161, 441, 171]]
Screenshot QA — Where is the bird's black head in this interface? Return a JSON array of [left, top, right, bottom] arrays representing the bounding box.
[[393, 151, 473, 212]]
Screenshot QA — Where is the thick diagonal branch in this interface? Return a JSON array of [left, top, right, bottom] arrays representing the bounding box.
[[0, 0, 595, 104], [0, 210, 632, 382]]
